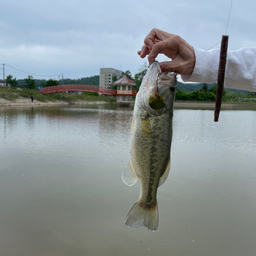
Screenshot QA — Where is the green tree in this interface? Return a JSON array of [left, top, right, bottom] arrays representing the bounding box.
[[112, 74, 118, 83], [134, 63, 148, 90], [209, 85, 227, 96], [6, 75, 18, 87], [82, 91, 98, 96], [238, 93, 245, 99], [200, 83, 208, 92], [24, 75, 36, 89], [176, 90, 188, 100], [40, 82, 46, 87], [205, 92, 216, 101], [45, 79, 59, 87], [191, 90, 203, 100], [175, 89, 216, 101], [247, 92, 256, 97], [109, 74, 118, 89], [209, 85, 217, 94], [121, 70, 133, 81], [134, 68, 148, 90]]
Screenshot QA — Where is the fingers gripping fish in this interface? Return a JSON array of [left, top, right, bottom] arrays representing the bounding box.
[[122, 62, 177, 231]]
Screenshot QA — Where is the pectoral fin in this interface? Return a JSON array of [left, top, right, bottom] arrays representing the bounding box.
[[158, 157, 170, 187], [122, 161, 138, 186]]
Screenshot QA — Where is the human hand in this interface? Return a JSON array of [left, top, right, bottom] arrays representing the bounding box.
[[138, 28, 195, 76]]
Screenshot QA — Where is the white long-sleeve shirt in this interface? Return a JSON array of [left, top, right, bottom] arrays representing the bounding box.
[[181, 47, 256, 92]]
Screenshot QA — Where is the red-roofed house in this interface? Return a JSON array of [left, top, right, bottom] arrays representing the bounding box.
[[114, 76, 137, 105]]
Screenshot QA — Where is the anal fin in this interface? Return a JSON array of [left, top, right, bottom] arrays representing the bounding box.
[[122, 161, 138, 186]]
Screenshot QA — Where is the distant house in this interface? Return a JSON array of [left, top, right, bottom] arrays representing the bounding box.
[[114, 76, 136, 105]]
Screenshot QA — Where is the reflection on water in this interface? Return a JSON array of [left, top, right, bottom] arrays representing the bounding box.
[[0, 104, 256, 256]]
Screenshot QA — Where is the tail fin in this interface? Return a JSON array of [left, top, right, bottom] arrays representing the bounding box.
[[125, 201, 158, 231]]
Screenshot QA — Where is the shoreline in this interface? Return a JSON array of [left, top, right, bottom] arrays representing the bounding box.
[[175, 101, 234, 109], [1, 97, 255, 110], [0, 97, 108, 107], [174, 101, 256, 110]]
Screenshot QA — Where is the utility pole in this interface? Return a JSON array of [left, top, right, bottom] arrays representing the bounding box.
[[2, 64, 5, 87]]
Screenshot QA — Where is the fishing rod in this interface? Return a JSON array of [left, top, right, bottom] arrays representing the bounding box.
[[214, 35, 229, 122], [214, 0, 233, 122]]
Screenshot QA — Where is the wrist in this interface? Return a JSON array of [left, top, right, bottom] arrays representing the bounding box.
[[181, 48, 219, 83]]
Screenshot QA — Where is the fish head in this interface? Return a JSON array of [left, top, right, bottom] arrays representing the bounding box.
[[139, 62, 161, 97], [155, 71, 177, 114], [137, 62, 177, 116]]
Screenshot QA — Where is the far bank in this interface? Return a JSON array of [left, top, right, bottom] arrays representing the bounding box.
[[0, 89, 115, 107], [0, 97, 109, 107], [1, 96, 256, 111], [174, 101, 256, 110]]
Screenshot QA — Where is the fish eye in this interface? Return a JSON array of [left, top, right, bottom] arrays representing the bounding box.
[[170, 86, 175, 92]]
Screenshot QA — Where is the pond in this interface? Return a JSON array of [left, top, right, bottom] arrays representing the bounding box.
[[0, 104, 256, 256]]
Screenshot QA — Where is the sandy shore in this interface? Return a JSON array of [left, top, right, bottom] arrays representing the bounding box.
[[1, 97, 255, 110], [0, 97, 108, 107]]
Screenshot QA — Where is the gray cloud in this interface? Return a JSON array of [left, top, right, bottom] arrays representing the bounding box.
[[1, 0, 256, 79]]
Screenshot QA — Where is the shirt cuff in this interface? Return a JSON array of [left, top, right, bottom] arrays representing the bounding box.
[[181, 47, 219, 84]]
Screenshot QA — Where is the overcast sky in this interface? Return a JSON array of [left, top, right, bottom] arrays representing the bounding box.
[[1, 0, 256, 80]]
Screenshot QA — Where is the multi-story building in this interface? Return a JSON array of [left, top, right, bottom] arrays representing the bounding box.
[[99, 68, 123, 89]]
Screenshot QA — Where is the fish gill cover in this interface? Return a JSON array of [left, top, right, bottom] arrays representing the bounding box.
[[149, 94, 165, 110]]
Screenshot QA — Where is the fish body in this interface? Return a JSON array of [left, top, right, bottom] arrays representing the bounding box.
[[122, 62, 177, 231]]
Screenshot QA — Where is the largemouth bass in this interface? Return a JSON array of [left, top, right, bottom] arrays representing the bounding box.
[[122, 61, 177, 231]]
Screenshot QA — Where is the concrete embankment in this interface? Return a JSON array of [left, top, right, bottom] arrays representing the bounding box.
[[1, 97, 255, 110], [0, 97, 108, 107], [174, 101, 253, 110]]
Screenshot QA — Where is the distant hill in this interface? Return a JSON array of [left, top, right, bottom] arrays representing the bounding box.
[[61, 76, 99, 86], [17, 79, 46, 87], [15, 76, 249, 95], [16, 75, 100, 87], [177, 82, 249, 95]]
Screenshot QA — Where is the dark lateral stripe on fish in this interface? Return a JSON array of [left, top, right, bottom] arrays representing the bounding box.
[[146, 131, 159, 204]]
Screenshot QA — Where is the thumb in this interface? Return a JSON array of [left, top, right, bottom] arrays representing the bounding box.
[[159, 61, 177, 73]]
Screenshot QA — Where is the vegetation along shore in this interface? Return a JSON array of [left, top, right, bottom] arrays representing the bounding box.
[[1, 88, 256, 110], [1, 73, 256, 108], [0, 88, 115, 107]]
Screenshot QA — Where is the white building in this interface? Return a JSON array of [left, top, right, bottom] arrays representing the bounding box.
[[99, 68, 122, 88]]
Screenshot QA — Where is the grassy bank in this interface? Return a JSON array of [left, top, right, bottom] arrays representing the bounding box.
[[1, 88, 255, 105], [0, 89, 116, 103]]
